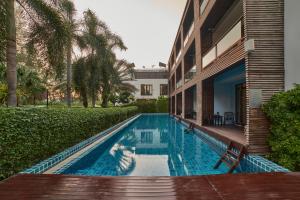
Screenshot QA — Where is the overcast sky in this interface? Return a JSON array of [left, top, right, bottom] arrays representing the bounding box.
[[74, 0, 187, 68]]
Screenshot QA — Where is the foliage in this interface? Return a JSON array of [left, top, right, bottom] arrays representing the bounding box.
[[24, 0, 69, 79], [262, 85, 300, 171], [127, 97, 169, 113], [0, 1, 7, 62], [0, 84, 7, 105], [0, 62, 46, 105], [73, 10, 132, 108], [156, 96, 169, 113], [0, 106, 138, 180], [118, 91, 133, 104]]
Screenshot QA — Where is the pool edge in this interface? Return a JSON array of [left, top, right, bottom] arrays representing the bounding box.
[[21, 114, 142, 175]]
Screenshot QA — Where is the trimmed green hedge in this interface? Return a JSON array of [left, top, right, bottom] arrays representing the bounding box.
[[127, 97, 169, 113], [0, 106, 138, 180], [263, 85, 300, 171]]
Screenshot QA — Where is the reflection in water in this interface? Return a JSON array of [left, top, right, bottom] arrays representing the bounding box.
[[63, 115, 230, 176]]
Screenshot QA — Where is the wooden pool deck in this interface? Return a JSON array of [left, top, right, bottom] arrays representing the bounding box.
[[1, 173, 300, 200], [181, 116, 247, 146]]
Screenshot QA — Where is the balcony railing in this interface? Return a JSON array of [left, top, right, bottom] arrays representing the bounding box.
[[202, 21, 242, 68], [184, 65, 197, 83], [202, 47, 216, 68], [176, 79, 183, 89], [217, 21, 242, 56], [200, 0, 209, 15], [183, 22, 194, 47]]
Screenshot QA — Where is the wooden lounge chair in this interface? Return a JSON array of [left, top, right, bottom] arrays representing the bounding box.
[[214, 141, 247, 173]]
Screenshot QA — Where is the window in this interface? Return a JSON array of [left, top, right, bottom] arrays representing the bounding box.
[[141, 84, 153, 96], [160, 84, 168, 96]]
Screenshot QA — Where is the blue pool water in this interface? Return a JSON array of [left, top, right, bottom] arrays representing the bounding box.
[[62, 115, 234, 176]]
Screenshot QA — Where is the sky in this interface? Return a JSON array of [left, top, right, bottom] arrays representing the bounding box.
[[74, 0, 187, 69]]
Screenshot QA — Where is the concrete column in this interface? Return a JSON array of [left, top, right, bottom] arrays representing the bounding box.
[[196, 81, 202, 125], [193, 0, 200, 20]]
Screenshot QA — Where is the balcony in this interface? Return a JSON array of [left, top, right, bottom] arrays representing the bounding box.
[[184, 22, 194, 47], [202, 46, 216, 68], [176, 79, 183, 89], [202, 21, 243, 68], [184, 65, 196, 83]]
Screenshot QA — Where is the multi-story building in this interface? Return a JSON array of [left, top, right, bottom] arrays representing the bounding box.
[[168, 0, 300, 154], [126, 68, 168, 100]]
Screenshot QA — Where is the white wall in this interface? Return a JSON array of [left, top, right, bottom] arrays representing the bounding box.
[[214, 81, 236, 115], [285, 0, 300, 91], [125, 79, 168, 99]]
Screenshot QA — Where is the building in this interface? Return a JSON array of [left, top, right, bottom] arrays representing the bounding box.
[[126, 68, 168, 100], [168, 0, 300, 154]]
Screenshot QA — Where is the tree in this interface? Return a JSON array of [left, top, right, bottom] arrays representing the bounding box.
[[72, 10, 133, 108], [17, 65, 46, 105], [56, 0, 76, 107], [73, 57, 89, 107], [4, 0, 67, 106], [76, 9, 107, 107], [105, 59, 136, 106]]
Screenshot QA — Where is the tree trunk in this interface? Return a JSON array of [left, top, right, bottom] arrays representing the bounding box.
[[6, 0, 17, 107], [101, 68, 109, 108], [66, 14, 72, 108], [81, 86, 88, 108], [66, 43, 72, 107], [91, 90, 96, 108], [101, 83, 109, 108]]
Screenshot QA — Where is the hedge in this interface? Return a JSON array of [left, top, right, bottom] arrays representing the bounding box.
[[263, 85, 300, 171], [127, 97, 169, 113], [0, 106, 138, 180]]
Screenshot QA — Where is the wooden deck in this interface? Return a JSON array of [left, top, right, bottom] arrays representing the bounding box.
[[1, 173, 300, 200], [181, 116, 247, 146], [201, 125, 247, 145]]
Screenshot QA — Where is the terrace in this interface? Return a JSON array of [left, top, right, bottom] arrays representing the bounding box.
[[201, 63, 247, 145]]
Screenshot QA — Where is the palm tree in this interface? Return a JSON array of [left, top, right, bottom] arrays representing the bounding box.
[[56, 0, 76, 107], [104, 59, 136, 106], [72, 10, 130, 108], [76, 9, 109, 107], [99, 36, 127, 107], [4, 0, 67, 106], [73, 57, 89, 107], [17, 65, 46, 105]]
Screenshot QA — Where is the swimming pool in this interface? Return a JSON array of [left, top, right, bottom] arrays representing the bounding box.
[[62, 114, 230, 176], [23, 114, 289, 176]]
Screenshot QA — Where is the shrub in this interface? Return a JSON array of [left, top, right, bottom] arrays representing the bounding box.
[[263, 85, 300, 171], [156, 96, 169, 113], [0, 106, 138, 180], [127, 97, 169, 113]]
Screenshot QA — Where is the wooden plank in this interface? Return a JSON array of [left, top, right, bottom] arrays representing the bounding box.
[[1, 173, 300, 200], [244, 0, 284, 154]]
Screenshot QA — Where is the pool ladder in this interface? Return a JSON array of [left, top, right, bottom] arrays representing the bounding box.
[[214, 141, 247, 174]]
